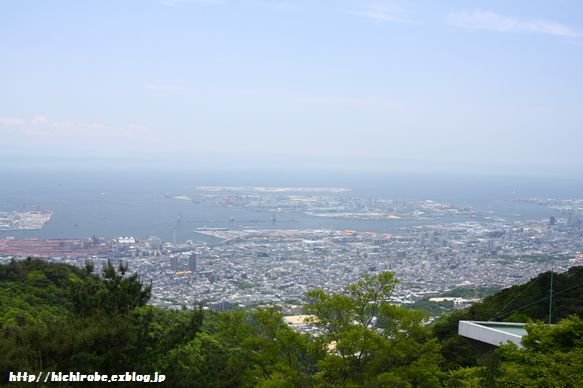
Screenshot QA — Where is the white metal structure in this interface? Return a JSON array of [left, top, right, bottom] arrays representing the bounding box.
[[458, 321, 527, 348]]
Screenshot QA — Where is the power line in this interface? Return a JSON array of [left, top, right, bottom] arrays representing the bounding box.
[[549, 264, 554, 325], [491, 280, 583, 321], [489, 275, 539, 321]]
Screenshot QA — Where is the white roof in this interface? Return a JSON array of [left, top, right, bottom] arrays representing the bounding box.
[[458, 320, 527, 348]]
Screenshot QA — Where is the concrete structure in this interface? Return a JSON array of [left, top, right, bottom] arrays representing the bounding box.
[[459, 320, 527, 349], [189, 253, 197, 273]]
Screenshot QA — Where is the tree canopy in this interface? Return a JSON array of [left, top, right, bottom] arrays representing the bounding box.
[[1, 259, 582, 386]]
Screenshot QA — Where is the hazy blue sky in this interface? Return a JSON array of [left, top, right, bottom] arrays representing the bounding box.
[[1, 0, 582, 175]]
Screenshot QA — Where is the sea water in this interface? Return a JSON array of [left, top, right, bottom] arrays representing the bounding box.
[[0, 170, 581, 243]]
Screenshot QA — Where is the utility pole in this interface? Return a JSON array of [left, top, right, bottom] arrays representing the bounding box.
[[548, 262, 554, 325]]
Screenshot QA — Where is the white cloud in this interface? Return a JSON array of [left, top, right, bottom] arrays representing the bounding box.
[[448, 10, 583, 39], [0, 115, 142, 138], [0, 117, 26, 127], [31, 115, 50, 125], [346, 2, 413, 24], [346, 10, 409, 24]]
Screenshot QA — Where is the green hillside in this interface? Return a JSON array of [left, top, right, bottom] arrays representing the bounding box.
[[1, 258, 582, 387], [432, 265, 583, 369]]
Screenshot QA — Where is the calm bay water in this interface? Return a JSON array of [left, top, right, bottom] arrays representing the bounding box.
[[1, 171, 581, 243]]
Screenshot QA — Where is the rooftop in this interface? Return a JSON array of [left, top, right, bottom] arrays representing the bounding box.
[[458, 320, 527, 348]]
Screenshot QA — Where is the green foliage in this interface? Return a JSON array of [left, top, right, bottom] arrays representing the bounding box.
[[442, 317, 583, 387], [165, 333, 245, 387], [410, 298, 455, 316], [0, 258, 167, 378], [432, 265, 583, 369], [211, 307, 319, 387], [411, 287, 499, 317], [495, 316, 583, 387], [442, 287, 500, 299], [444, 366, 484, 387], [305, 271, 444, 386], [234, 280, 258, 289], [2, 260, 582, 386], [0, 259, 318, 386]]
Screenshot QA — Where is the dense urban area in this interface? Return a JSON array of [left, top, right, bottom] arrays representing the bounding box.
[[1, 191, 581, 314]]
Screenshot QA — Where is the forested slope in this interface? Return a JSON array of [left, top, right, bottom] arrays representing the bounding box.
[[1, 258, 582, 387], [432, 265, 583, 369]]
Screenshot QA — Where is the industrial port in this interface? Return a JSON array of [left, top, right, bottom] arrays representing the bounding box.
[[0, 210, 53, 231]]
